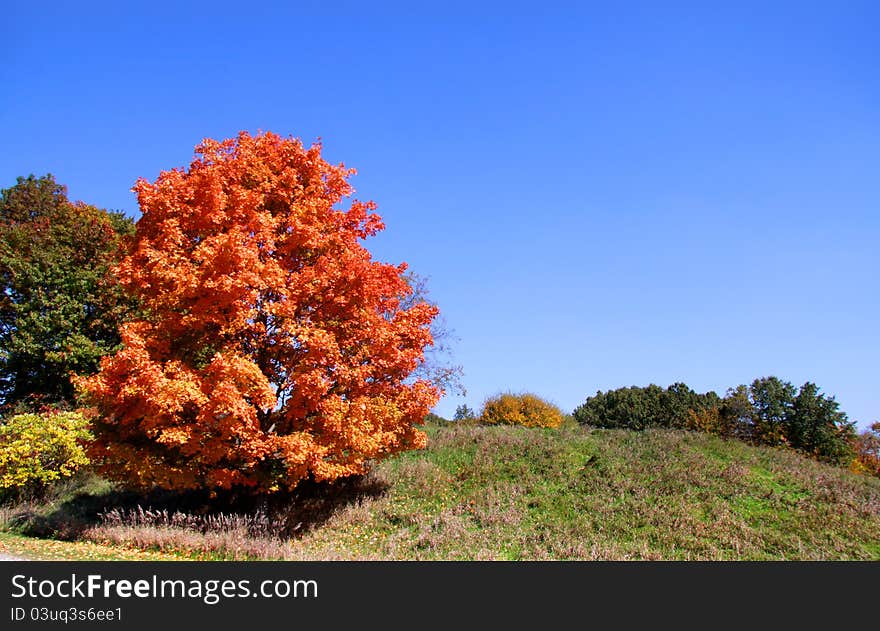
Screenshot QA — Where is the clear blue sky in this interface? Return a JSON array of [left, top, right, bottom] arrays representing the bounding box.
[[2, 1, 877, 427]]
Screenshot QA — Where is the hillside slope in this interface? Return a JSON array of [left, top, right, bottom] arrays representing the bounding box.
[[4, 424, 879, 560], [347, 424, 880, 559]]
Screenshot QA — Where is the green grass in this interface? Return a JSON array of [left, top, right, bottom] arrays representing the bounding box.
[[2, 425, 879, 560]]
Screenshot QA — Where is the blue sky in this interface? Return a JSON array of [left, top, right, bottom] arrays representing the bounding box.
[[2, 1, 877, 427]]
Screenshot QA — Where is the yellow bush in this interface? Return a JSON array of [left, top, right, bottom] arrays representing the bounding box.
[[0, 410, 92, 491], [686, 407, 724, 435], [479, 393, 565, 429]]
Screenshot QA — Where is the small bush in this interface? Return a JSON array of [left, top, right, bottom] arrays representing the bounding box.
[[0, 410, 92, 497], [852, 422, 880, 478], [479, 393, 564, 429]]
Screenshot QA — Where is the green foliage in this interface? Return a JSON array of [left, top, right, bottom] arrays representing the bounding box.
[[742, 377, 855, 464], [574, 377, 856, 465], [572, 382, 718, 430], [453, 404, 476, 422], [0, 175, 136, 407], [480, 393, 564, 428], [787, 381, 855, 464], [423, 412, 451, 425], [718, 385, 755, 440], [0, 410, 92, 495], [748, 376, 796, 446]]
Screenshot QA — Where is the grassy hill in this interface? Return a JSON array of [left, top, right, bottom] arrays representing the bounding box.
[[2, 424, 879, 560]]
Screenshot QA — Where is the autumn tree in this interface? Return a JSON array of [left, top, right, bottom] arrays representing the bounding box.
[[0, 175, 135, 407], [78, 131, 442, 492], [718, 385, 755, 439], [853, 422, 880, 478]]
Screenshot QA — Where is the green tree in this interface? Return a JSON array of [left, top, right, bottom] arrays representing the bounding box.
[[748, 376, 796, 445], [573, 383, 719, 429], [662, 382, 719, 428], [573, 385, 664, 429], [787, 382, 855, 464], [733, 378, 854, 462], [423, 412, 451, 425], [0, 175, 135, 407], [575, 376, 857, 466], [453, 404, 476, 422], [720, 385, 755, 439]]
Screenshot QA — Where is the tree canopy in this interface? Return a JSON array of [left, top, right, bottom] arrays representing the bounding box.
[[78, 132, 442, 492], [572, 382, 719, 430], [0, 174, 134, 407], [574, 377, 856, 464]]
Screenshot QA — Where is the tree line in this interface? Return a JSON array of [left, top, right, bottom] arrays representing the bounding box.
[[572, 379, 874, 468], [436, 382, 879, 477]]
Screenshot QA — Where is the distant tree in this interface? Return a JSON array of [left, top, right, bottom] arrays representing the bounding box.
[[572, 390, 605, 426], [453, 404, 476, 422], [686, 406, 724, 435], [719, 385, 755, 439], [0, 175, 135, 407], [423, 412, 451, 425], [748, 376, 796, 446], [573, 385, 663, 429], [852, 422, 880, 478], [576, 376, 858, 466], [787, 382, 855, 464], [663, 382, 719, 428], [573, 383, 718, 430], [724, 378, 854, 462]]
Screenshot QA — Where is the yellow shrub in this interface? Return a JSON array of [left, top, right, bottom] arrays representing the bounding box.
[[480, 393, 565, 429], [0, 410, 92, 491], [687, 407, 724, 435]]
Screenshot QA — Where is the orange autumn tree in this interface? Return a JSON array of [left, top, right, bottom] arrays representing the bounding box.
[[77, 131, 441, 492]]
